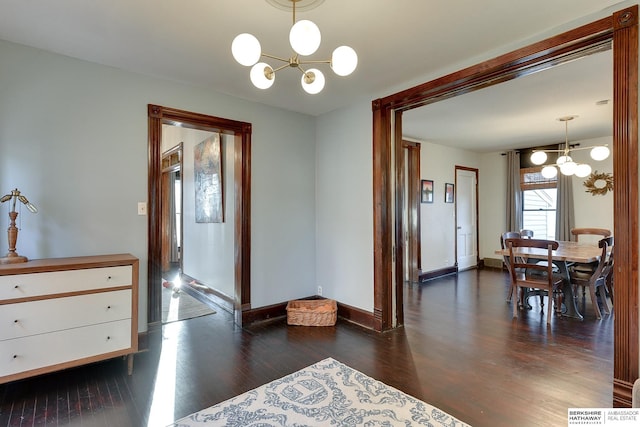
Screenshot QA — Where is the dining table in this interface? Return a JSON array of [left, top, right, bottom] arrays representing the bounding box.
[[495, 240, 606, 320]]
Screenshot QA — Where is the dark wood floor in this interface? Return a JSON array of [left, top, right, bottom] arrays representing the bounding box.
[[0, 268, 613, 426]]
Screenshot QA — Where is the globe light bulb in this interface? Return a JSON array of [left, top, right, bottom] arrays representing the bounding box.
[[301, 68, 325, 94], [331, 46, 358, 76], [557, 155, 572, 166], [290, 20, 321, 56], [575, 163, 592, 178], [559, 161, 577, 176], [250, 63, 275, 89], [232, 33, 261, 66], [530, 151, 547, 165], [590, 145, 610, 161], [541, 165, 558, 179]]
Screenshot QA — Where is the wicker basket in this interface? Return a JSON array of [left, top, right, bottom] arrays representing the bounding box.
[[286, 299, 337, 326]]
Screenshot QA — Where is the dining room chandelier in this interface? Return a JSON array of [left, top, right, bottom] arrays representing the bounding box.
[[530, 115, 610, 179], [231, 0, 357, 94]]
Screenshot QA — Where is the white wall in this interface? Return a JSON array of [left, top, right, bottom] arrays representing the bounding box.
[[0, 39, 317, 331], [169, 129, 237, 299], [417, 141, 481, 272], [315, 101, 374, 311], [478, 152, 508, 260]]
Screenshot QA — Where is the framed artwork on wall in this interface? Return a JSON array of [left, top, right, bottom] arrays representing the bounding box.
[[194, 134, 224, 223], [445, 183, 454, 203], [421, 180, 433, 203]]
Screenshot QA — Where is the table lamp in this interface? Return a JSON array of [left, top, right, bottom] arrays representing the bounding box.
[[0, 188, 37, 264]]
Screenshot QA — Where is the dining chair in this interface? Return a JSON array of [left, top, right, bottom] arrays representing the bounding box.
[[570, 227, 611, 242], [519, 229, 534, 239], [519, 228, 559, 267], [605, 242, 615, 302], [501, 231, 521, 302], [502, 231, 547, 307], [570, 227, 612, 276], [505, 238, 564, 324], [569, 236, 613, 319]]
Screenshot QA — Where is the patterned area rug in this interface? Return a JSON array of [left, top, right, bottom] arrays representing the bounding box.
[[169, 357, 470, 426], [162, 286, 216, 324]]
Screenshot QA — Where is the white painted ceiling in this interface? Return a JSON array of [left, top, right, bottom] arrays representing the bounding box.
[[403, 49, 614, 153], [0, 0, 625, 151]]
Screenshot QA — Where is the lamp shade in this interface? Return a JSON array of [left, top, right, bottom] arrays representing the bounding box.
[[250, 63, 275, 89], [232, 33, 262, 66], [530, 151, 547, 165], [556, 155, 572, 166], [590, 145, 610, 161], [575, 163, 592, 178], [541, 165, 558, 179], [331, 46, 358, 76], [290, 20, 321, 56], [301, 68, 325, 94]]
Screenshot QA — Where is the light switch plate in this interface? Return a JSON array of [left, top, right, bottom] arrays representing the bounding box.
[[137, 202, 147, 215]]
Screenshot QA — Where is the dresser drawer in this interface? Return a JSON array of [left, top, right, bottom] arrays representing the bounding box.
[[0, 319, 132, 378], [0, 290, 132, 341], [0, 266, 132, 300]]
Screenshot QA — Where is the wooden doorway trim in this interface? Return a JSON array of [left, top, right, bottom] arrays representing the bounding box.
[[161, 143, 182, 273], [403, 140, 421, 285], [372, 6, 638, 406], [148, 105, 252, 327]]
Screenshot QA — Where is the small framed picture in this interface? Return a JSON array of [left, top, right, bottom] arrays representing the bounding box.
[[421, 180, 433, 203], [445, 183, 454, 203]]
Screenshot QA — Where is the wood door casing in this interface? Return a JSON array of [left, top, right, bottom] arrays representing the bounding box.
[[148, 105, 252, 327], [160, 144, 182, 273], [373, 6, 638, 406], [403, 140, 421, 283]]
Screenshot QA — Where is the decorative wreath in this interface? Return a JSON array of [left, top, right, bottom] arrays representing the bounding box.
[[583, 170, 613, 196]]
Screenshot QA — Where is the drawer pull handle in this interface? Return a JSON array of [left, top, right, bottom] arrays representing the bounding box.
[[107, 336, 111, 340], [13, 355, 17, 359], [14, 319, 18, 324], [14, 285, 19, 289], [107, 305, 111, 309], [107, 276, 112, 280]]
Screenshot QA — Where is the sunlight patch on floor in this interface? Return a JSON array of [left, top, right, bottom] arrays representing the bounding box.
[[147, 295, 181, 426]]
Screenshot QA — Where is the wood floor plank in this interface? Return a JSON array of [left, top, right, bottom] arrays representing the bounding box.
[[0, 268, 613, 426]]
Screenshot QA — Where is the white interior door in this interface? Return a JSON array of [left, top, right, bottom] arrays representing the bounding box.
[[456, 168, 478, 270]]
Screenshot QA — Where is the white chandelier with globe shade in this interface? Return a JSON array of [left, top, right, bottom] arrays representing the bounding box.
[[231, 0, 357, 94], [530, 116, 610, 179]]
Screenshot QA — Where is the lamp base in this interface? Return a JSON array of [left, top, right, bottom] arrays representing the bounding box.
[[0, 254, 28, 264]]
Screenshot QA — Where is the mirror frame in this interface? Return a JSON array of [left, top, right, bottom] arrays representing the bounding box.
[[372, 6, 638, 406], [148, 105, 252, 327]]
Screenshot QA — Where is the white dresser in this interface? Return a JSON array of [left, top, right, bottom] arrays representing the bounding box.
[[0, 254, 138, 384]]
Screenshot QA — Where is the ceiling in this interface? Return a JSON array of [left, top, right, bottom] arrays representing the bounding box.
[[403, 48, 614, 153], [0, 0, 625, 151]]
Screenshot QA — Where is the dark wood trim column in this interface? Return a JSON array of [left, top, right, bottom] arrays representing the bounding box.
[[236, 125, 252, 327], [147, 105, 163, 324], [612, 6, 639, 408], [372, 99, 392, 331], [394, 111, 405, 327]]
